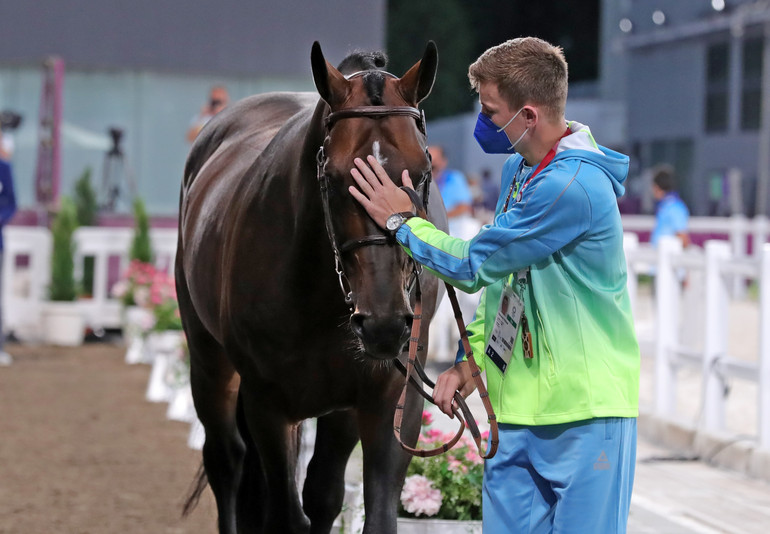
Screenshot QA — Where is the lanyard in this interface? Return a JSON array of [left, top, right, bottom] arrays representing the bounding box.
[[503, 126, 572, 212]]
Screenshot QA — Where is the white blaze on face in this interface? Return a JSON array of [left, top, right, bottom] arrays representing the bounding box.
[[371, 141, 387, 167]]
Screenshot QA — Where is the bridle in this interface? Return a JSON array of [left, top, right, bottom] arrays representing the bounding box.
[[315, 80, 499, 460], [316, 101, 430, 308]]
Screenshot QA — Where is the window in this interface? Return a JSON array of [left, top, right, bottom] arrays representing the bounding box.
[[705, 42, 730, 133], [741, 36, 763, 131]]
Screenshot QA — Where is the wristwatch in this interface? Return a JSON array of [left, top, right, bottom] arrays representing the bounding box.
[[385, 212, 415, 232]]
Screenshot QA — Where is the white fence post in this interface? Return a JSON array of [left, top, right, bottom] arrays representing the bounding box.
[[730, 214, 749, 298], [759, 243, 770, 449], [702, 240, 731, 433], [3, 227, 51, 339], [655, 236, 682, 417], [623, 232, 639, 316]]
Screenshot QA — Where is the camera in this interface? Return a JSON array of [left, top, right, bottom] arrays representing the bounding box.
[[0, 110, 22, 131]]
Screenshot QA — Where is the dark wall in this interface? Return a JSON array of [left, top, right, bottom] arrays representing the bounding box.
[[0, 0, 386, 76]]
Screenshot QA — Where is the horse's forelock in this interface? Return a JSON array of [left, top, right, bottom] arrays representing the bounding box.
[[336, 50, 388, 75]]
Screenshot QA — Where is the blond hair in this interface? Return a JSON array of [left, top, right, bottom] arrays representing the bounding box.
[[468, 37, 568, 122]]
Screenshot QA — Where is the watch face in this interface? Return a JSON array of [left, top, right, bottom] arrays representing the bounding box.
[[386, 213, 405, 231]]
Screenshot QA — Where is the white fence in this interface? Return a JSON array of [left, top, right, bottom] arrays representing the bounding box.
[[3, 226, 177, 339], [624, 233, 770, 449], [5, 218, 770, 450]]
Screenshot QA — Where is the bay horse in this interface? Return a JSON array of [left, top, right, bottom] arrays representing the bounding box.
[[176, 41, 446, 533]]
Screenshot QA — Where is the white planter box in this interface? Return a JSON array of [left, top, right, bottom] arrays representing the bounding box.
[[397, 518, 482, 534]]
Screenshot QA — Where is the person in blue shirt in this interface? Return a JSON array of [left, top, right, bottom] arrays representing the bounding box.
[[650, 164, 690, 248], [0, 142, 18, 366]]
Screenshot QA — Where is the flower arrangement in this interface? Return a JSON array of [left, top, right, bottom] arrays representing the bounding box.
[[112, 259, 157, 307], [148, 270, 182, 331], [399, 411, 486, 521]]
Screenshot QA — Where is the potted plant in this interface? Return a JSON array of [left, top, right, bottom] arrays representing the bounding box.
[[41, 197, 86, 346], [145, 269, 185, 403], [73, 167, 98, 298], [397, 410, 484, 534], [113, 198, 156, 363]]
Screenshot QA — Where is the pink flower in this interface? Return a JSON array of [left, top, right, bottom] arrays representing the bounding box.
[[421, 410, 433, 427], [400, 475, 442, 517]]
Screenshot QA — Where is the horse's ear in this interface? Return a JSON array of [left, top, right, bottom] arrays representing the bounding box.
[[311, 41, 349, 108], [398, 41, 438, 105]]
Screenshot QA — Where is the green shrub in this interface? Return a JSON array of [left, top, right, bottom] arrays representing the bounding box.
[[73, 167, 98, 226], [130, 198, 154, 263], [49, 197, 79, 301]]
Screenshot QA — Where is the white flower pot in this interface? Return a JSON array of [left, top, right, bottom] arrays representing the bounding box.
[[188, 418, 205, 450], [123, 306, 154, 364], [166, 383, 196, 422], [41, 301, 85, 347], [397, 518, 482, 534], [145, 330, 184, 403]]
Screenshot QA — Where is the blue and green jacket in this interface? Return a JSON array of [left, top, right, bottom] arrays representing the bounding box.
[[396, 122, 640, 425]]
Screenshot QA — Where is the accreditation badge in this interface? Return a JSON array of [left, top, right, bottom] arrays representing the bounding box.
[[485, 283, 523, 374]]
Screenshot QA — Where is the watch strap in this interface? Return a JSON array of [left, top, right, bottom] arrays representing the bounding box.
[[400, 186, 426, 218]]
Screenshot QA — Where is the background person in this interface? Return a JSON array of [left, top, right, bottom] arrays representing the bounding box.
[[650, 163, 690, 249], [0, 129, 18, 366], [185, 85, 230, 143], [349, 37, 639, 534], [426, 145, 480, 362]]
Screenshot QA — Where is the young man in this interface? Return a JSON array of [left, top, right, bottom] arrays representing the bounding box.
[[349, 37, 639, 533], [650, 164, 690, 248]]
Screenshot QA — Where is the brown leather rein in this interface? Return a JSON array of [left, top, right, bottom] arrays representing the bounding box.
[[393, 276, 499, 459], [318, 100, 499, 460]]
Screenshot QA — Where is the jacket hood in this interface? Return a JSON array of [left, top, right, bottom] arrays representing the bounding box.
[[553, 120, 629, 198]]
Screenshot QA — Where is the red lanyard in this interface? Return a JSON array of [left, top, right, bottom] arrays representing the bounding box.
[[521, 126, 572, 190], [503, 126, 572, 211]]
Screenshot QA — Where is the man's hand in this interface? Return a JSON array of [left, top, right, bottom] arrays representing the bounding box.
[[433, 361, 476, 417], [349, 155, 416, 228]]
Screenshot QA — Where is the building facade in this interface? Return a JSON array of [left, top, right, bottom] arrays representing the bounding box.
[[620, 0, 770, 216], [0, 0, 386, 214]]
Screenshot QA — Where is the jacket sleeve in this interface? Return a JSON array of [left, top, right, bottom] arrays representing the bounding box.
[[396, 161, 592, 293], [0, 161, 17, 226]]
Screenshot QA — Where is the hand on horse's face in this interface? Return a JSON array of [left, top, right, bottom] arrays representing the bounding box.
[[349, 155, 416, 228]]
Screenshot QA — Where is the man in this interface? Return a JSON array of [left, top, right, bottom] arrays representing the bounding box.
[[0, 129, 18, 366], [185, 85, 230, 143], [349, 37, 639, 533], [650, 164, 690, 248]]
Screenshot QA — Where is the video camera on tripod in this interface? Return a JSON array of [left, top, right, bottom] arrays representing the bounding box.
[[0, 110, 22, 131]]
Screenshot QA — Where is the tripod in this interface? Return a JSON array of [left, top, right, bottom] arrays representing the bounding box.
[[100, 127, 135, 212]]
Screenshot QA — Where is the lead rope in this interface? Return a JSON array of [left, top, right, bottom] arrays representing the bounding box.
[[393, 271, 499, 459]]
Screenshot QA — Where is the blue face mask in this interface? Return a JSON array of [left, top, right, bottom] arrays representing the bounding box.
[[473, 108, 528, 154]]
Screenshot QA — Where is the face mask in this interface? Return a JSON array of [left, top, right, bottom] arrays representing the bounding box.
[[473, 107, 528, 154]]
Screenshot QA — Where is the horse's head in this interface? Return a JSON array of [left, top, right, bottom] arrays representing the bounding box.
[[311, 41, 438, 360]]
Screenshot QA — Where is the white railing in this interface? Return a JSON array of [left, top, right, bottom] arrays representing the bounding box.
[[3, 226, 177, 338], [624, 233, 770, 449]]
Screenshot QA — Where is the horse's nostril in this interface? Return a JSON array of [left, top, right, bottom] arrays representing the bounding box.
[[350, 313, 366, 338]]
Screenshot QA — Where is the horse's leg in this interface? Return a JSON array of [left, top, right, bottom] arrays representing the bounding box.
[[238, 386, 310, 534], [234, 390, 269, 533], [178, 271, 244, 534], [357, 376, 422, 534], [302, 410, 360, 534], [188, 335, 243, 534]]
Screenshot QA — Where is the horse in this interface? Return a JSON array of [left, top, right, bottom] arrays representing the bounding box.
[[176, 41, 446, 533]]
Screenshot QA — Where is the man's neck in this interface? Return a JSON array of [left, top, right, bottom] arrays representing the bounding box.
[[520, 117, 567, 167]]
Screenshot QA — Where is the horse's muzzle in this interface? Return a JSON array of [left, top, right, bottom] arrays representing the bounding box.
[[350, 312, 413, 360]]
